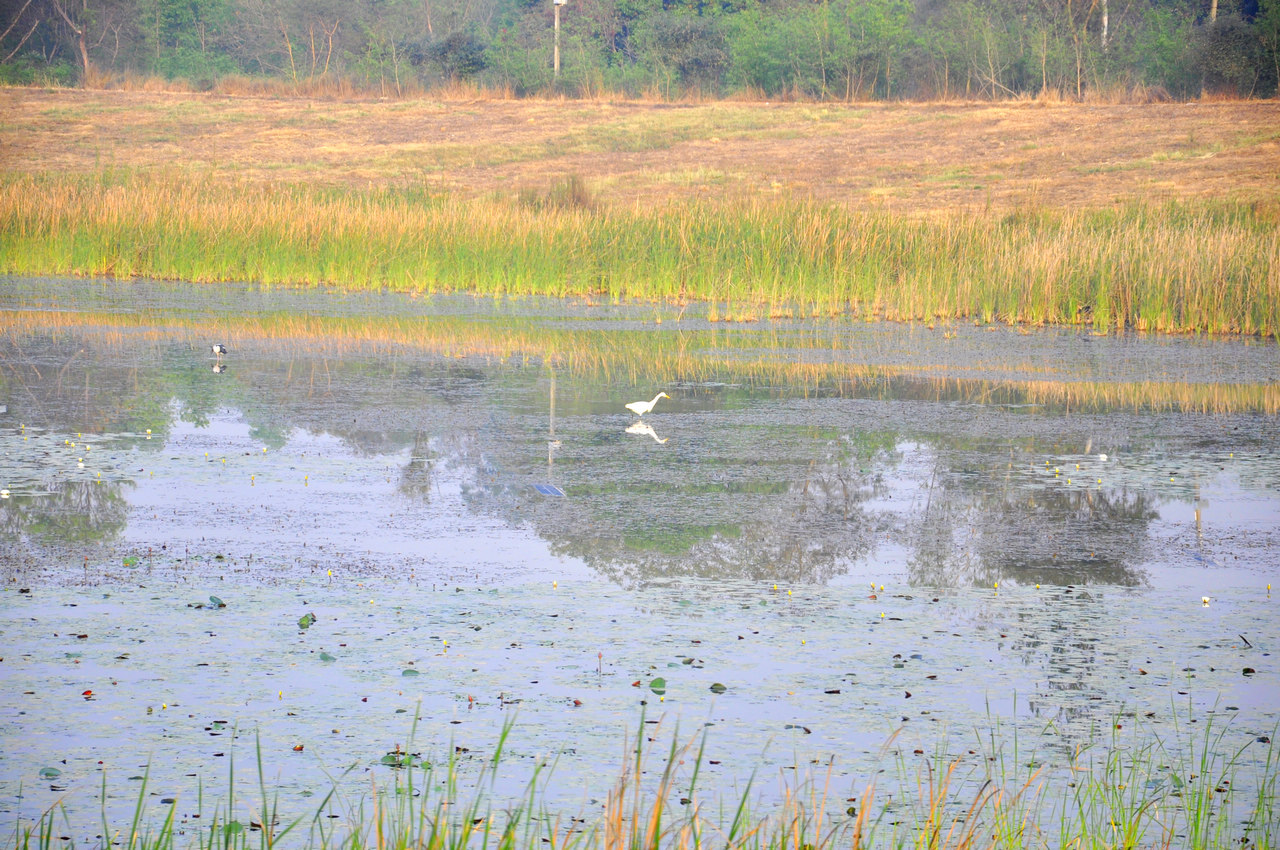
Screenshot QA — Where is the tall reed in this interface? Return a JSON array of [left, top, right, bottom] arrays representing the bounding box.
[[7, 711, 1278, 850], [3, 172, 1276, 337]]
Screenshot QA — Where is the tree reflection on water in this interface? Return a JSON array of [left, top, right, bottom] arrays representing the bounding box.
[[1, 322, 1273, 589]]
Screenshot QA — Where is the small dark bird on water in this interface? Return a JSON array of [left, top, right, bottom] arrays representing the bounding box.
[[211, 343, 228, 360]]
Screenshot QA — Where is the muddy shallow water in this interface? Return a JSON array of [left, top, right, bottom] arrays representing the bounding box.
[[1, 280, 1278, 843]]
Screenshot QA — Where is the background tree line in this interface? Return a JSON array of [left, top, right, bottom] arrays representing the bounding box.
[[3, 0, 1277, 98]]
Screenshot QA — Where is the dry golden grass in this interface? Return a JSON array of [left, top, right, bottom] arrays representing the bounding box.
[[2, 87, 1278, 214]]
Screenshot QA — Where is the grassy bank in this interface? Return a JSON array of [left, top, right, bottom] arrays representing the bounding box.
[[9, 713, 1279, 850], [3, 172, 1278, 337]]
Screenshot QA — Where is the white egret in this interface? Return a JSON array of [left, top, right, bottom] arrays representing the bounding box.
[[625, 392, 669, 417]]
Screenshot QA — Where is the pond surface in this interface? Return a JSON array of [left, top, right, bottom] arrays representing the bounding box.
[[1, 279, 1278, 844]]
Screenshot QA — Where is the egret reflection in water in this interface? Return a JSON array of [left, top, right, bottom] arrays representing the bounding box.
[[625, 421, 668, 443]]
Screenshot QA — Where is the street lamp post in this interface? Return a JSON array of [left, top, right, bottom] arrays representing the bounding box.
[[553, 0, 566, 78]]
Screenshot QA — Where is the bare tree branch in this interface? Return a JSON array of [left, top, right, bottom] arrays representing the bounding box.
[[0, 0, 35, 43], [2, 18, 40, 64]]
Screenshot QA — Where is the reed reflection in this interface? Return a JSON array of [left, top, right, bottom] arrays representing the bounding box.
[[1, 323, 1271, 592]]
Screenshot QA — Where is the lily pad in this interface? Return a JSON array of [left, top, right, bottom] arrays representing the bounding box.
[[709, 682, 727, 694], [380, 752, 424, 768], [298, 612, 317, 630], [401, 668, 420, 677], [649, 677, 667, 695], [209, 595, 225, 608], [319, 652, 336, 662], [39, 767, 61, 779]]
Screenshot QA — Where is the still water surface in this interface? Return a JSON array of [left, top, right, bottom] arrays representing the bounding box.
[[0, 280, 1277, 842]]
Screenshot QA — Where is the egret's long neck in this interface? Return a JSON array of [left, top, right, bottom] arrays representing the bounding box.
[[651, 393, 664, 404]]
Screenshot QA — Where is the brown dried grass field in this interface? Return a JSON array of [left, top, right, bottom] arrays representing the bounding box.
[[3, 87, 1278, 213]]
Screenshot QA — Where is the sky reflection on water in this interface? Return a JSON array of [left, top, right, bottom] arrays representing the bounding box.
[[1, 281, 1278, 843]]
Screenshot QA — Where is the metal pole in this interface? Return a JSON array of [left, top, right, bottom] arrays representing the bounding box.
[[554, 2, 561, 78], [548, 370, 557, 471]]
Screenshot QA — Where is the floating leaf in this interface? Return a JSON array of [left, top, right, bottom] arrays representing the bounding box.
[[649, 677, 666, 695], [709, 682, 727, 694], [122, 556, 139, 568], [401, 668, 420, 677], [39, 767, 61, 779], [298, 612, 317, 630], [223, 822, 244, 836], [209, 595, 225, 608], [381, 752, 424, 768], [319, 652, 336, 662]]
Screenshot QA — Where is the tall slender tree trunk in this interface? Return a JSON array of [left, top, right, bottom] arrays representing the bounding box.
[[75, 22, 88, 81], [49, 0, 92, 86]]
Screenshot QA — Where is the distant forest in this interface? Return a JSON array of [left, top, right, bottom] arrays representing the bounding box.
[[3, 0, 1277, 99]]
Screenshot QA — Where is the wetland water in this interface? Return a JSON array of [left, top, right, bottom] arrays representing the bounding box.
[[1, 280, 1278, 844]]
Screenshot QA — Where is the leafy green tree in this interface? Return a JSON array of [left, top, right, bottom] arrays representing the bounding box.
[[422, 28, 487, 79], [1253, 0, 1280, 93], [137, 0, 236, 82], [1121, 4, 1198, 95], [830, 0, 914, 98], [2, 0, 1277, 100], [1194, 11, 1266, 93], [724, 6, 793, 95], [485, 17, 553, 94], [642, 11, 728, 93]]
